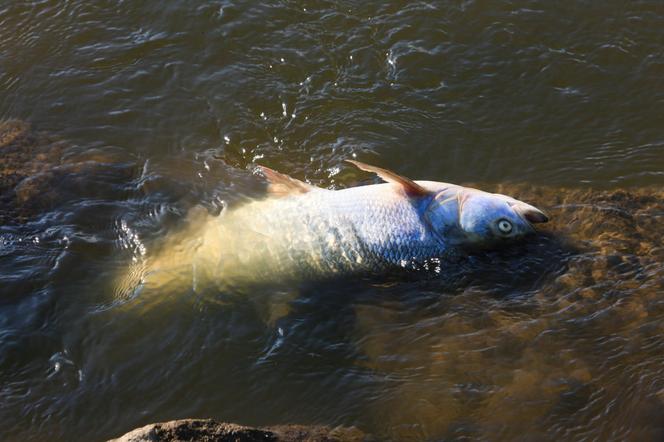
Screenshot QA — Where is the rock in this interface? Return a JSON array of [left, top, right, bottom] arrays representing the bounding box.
[[109, 419, 367, 442], [0, 119, 134, 223], [0, 119, 65, 222]]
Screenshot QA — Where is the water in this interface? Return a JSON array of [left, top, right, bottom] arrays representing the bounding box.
[[1, 1, 663, 440]]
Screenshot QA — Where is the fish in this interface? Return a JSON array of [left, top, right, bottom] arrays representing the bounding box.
[[125, 160, 548, 297]]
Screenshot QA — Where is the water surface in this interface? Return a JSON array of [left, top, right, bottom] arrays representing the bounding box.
[[1, 1, 663, 441]]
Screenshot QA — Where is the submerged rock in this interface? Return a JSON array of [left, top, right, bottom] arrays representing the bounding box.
[[0, 119, 133, 224], [351, 184, 664, 440], [109, 419, 367, 442], [0, 119, 65, 222]]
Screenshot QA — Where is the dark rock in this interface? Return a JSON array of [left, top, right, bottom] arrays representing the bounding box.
[[0, 119, 134, 223], [108, 419, 368, 442], [0, 119, 66, 222]]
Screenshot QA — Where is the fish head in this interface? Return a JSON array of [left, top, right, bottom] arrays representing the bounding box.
[[424, 187, 548, 248]]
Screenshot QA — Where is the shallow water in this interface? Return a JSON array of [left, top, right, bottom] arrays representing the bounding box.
[[1, 1, 663, 441]]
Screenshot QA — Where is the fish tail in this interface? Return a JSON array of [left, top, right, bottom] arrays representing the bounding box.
[[111, 206, 214, 306]]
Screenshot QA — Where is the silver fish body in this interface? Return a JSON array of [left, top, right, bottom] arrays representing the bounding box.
[[136, 162, 548, 294], [210, 182, 449, 281]]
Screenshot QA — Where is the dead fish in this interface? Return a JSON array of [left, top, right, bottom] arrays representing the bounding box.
[[129, 160, 548, 295]]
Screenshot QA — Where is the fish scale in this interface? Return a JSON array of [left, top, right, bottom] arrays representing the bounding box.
[[194, 182, 450, 287]]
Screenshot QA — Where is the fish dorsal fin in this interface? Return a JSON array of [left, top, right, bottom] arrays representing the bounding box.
[[257, 165, 316, 196], [346, 159, 429, 197]]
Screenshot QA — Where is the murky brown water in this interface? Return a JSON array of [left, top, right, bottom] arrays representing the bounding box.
[[1, 1, 663, 441]]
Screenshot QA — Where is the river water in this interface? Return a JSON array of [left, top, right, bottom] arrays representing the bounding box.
[[1, 1, 663, 441]]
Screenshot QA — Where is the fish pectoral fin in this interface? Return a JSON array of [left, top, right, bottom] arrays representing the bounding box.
[[257, 165, 317, 196], [346, 159, 429, 197]]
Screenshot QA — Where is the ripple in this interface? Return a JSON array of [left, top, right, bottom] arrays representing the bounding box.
[[1, 1, 664, 441]]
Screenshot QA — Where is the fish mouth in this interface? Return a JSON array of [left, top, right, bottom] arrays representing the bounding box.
[[511, 202, 549, 225]]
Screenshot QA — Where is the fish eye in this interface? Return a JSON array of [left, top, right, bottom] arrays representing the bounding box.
[[497, 219, 513, 234]]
